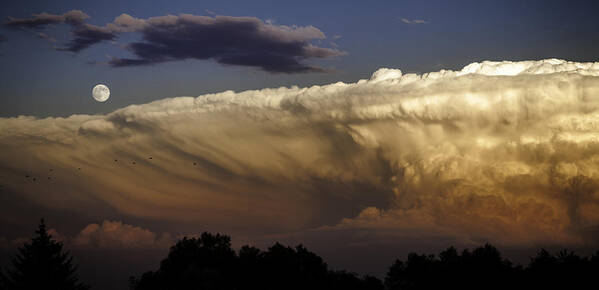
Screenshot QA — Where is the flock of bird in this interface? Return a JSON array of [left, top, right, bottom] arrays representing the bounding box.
[[15, 156, 200, 184]]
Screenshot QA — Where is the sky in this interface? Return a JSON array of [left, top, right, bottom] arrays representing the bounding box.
[[1, 0, 598, 117], [1, 1, 599, 289]]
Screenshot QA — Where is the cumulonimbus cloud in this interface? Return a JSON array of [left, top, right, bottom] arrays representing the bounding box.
[[3, 11, 343, 72], [1, 59, 599, 248]]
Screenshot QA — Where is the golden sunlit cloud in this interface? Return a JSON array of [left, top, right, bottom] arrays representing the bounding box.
[[1, 59, 599, 247]]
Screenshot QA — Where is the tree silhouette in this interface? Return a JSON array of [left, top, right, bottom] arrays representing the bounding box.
[[258, 243, 330, 290], [525, 248, 596, 288], [385, 244, 519, 290], [7, 219, 599, 290], [129, 233, 382, 290], [384, 244, 599, 290], [1, 219, 89, 290], [129, 233, 237, 290]]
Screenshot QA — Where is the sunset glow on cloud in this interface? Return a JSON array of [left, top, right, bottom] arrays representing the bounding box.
[[4, 2, 599, 289], [1, 59, 599, 249]]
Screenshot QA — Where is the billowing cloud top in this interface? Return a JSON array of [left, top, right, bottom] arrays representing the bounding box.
[[3, 10, 343, 72], [2, 59, 599, 248]]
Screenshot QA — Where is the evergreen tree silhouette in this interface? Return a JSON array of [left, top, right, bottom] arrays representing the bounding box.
[[2, 219, 89, 290]]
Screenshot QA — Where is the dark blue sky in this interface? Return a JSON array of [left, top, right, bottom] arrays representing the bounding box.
[[1, 0, 598, 117]]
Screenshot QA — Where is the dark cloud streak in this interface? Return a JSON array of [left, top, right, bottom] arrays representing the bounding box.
[[3, 11, 343, 73], [108, 14, 343, 73], [3, 10, 115, 52], [4, 10, 89, 28], [62, 24, 116, 52], [36, 32, 56, 43]]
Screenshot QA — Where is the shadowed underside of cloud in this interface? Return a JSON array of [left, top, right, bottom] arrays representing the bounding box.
[[4, 10, 115, 52], [3, 11, 343, 72], [63, 24, 116, 52], [4, 10, 89, 28], [107, 14, 343, 72], [2, 59, 599, 249]]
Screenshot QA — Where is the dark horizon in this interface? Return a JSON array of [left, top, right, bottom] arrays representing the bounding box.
[[3, 220, 599, 290]]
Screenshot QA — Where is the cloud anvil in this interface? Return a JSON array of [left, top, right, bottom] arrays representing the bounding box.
[[1, 59, 599, 248]]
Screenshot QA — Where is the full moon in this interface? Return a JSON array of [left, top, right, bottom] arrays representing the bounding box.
[[92, 84, 110, 102]]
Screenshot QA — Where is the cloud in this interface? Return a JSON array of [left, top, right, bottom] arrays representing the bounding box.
[[0, 221, 173, 250], [2, 59, 599, 249], [3, 10, 116, 52], [0, 34, 6, 42], [106, 14, 343, 72], [3, 11, 343, 73], [0, 236, 29, 249], [400, 18, 429, 24], [3, 10, 89, 28], [62, 24, 116, 52], [0, 227, 66, 249], [72, 220, 173, 249], [36, 32, 56, 43]]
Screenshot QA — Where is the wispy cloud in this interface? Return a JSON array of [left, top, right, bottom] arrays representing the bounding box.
[[4, 10, 116, 52], [4, 10, 89, 28], [400, 18, 430, 24], [36, 32, 56, 43]]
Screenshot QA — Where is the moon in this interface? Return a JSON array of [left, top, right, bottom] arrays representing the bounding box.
[[92, 84, 110, 102]]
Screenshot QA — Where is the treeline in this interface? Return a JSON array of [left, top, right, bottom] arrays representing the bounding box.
[[384, 244, 599, 289], [128, 233, 383, 290], [2, 220, 599, 290]]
